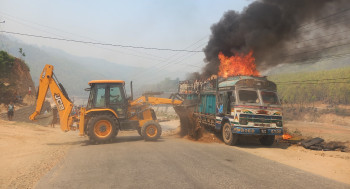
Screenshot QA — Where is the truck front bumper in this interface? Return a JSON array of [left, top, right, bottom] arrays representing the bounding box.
[[232, 127, 283, 135]]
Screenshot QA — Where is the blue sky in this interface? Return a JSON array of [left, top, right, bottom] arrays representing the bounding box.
[[0, 0, 251, 80]]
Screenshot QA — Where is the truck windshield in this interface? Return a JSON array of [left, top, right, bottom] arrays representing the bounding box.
[[261, 91, 280, 105], [238, 90, 260, 104]]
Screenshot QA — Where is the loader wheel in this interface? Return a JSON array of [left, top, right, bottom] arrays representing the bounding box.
[[141, 120, 162, 141], [222, 123, 238, 146], [259, 135, 275, 146], [137, 127, 142, 136], [88, 114, 117, 143]]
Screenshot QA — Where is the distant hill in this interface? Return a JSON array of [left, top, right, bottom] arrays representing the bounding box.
[[268, 66, 350, 105], [0, 35, 147, 96]]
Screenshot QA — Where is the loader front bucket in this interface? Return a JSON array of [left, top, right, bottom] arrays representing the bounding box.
[[173, 99, 201, 138]]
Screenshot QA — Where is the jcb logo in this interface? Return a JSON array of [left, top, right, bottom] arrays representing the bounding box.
[[54, 93, 65, 110]]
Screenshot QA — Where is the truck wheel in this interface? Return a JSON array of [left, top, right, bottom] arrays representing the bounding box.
[[259, 135, 275, 146], [222, 123, 238, 146], [137, 127, 142, 136], [141, 120, 162, 141], [88, 114, 117, 143]]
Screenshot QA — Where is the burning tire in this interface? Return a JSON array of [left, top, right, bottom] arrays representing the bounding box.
[[88, 114, 118, 143], [141, 120, 162, 141], [259, 135, 275, 146], [222, 123, 238, 145]]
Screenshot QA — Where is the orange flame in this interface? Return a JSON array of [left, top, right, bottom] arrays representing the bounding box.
[[282, 133, 292, 140], [218, 51, 260, 78]]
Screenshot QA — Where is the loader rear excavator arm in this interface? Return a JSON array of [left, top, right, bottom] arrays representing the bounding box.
[[29, 64, 74, 132]]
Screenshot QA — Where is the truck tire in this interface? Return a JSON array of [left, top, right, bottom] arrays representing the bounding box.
[[88, 114, 118, 143], [259, 135, 275, 146], [141, 120, 162, 141], [222, 123, 238, 146]]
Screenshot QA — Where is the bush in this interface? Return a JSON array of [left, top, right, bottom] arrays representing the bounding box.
[[0, 51, 15, 78]]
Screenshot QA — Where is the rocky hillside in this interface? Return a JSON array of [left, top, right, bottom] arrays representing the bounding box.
[[0, 51, 35, 104]]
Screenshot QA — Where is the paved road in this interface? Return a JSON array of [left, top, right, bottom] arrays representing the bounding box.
[[36, 135, 349, 189]]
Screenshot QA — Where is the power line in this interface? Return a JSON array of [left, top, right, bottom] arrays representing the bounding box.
[[295, 29, 350, 44], [299, 17, 349, 34], [133, 49, 205, 83], [138, 8, 350, 84], [0, 30, 203, 53], [280, 41, 350, 60], [151, 28, 350, 80], [292, 37, 350, 52], [142, 51, 350, 86], [277, 81, 350, 85], [143, 43, 350, 85], [297, 7, 350, 29], [130, 36, 208, 80], [275, 77, 350, 84], [131, 40, 207, 82], [282, 51, 350, 64], [0, 13, 171, 61]]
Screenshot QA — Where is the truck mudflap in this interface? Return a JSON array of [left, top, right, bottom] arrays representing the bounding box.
[[232, 127, 283, 135]]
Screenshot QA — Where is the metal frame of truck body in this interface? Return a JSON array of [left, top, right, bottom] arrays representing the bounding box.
[[182, 76, 283, 137]]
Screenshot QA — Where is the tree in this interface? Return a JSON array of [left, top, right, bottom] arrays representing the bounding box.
[[19, 48, 25, 59]]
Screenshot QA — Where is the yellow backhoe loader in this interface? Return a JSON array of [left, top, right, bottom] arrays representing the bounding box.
[[29, 64, 182, 143]]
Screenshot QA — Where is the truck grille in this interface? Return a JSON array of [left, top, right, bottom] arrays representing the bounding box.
[[239, 114, 282, 123]]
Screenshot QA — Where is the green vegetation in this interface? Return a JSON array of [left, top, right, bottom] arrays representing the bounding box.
[[268, 67, 350, 105], [0, 51, 15, 78], [0, 51, 16, 104]]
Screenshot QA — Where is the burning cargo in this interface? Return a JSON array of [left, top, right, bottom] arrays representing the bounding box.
[[175, 75, 283, 146]]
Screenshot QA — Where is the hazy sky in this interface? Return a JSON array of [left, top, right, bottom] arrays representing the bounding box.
[[0, 0, 250, 81]]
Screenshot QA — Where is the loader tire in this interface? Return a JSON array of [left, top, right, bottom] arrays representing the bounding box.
[[222, 123, 238, 146], [141, 120, 162, 141], [137, 127, 142, 136], [259, 135, 275, 146], [88, 114, 117, 143]]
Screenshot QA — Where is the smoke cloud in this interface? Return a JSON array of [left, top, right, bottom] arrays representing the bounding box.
[[200, 0, 350, 78]]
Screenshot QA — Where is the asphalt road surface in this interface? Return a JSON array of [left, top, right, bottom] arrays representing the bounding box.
[[36, 135, 349, 189]]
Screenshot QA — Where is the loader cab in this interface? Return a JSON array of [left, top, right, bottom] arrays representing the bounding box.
[[87, 80, 128, 118]]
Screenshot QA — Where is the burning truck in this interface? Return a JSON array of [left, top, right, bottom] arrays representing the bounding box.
[[174, 52, 283, 146]]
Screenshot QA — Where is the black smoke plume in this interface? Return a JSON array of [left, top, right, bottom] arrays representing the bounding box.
[[200, 0, 350, 78]]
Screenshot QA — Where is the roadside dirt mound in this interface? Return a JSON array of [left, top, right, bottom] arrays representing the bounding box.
[[11, 59, 35, 97], [0, 119, 83, 188], [283, 105, 350, 126], [0, 57, 35, 104], [0, 102, 52, 126]]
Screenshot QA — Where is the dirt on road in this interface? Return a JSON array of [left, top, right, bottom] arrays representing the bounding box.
[[0, 119, 83, 189]]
